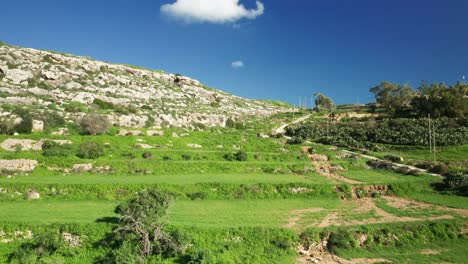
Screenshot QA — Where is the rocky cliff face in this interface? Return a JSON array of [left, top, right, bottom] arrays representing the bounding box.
[[0, 42, 290, 129]]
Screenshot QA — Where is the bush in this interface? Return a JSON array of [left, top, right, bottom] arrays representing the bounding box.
[[234, 150, 248, 161], [430, 164, 449, 175], [78, 141, 104, 159], [42, 140, 74, 157], [13, 108, 33, 134], [8, 231, 65, 263], [41, 111, 66, 130], [0, 118, 14, 135], [286, 136, 304, 145], [181, 154, 192, 160], [142, 152, 153, 159], [223, 153, 234, 161], [79, 114, 111, 135], [443, 171, 468, 195], [64, 101, 87, 113], [328, 231, 358, 253]]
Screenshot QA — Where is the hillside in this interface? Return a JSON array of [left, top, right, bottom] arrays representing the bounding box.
[[0, 42, 290, 129]]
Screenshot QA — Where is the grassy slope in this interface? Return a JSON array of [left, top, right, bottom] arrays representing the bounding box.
[[0, 124, 466, 263]]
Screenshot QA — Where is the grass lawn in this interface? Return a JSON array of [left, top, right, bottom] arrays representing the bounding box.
[[0, 200, 118, 223], [0, 199, 342, 227], [169, 199, 341, 228], [0, 172, 331, 185]]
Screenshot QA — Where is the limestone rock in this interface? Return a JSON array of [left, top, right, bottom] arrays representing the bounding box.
[[5, 69, 33, 84], [32, 120, 44, 132], [26, 191, 40, 200], [0, 159, 38, 171], [118, 130, 142, 136], [147, 130, 164, 136], [72, 163, 93, 172]]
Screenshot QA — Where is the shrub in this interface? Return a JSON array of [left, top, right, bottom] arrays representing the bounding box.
[[223, 153, 234, 161], [234, 150, 248, 161], [384, 155, 403, 163], [142, 152, 153, 159], [93, 98, 115, 110], [121, 151, 136, 159], [430, 164, 449, 175], [42, 140, 74, 157], [78, 141, 104, 159], [79, 114, 110, 135], [181, 154, 192, 160], [287, 136, 304, 145], [8, 231, 65, 263], [186, 249, 213, 264], [328, 231, 358, 253], [41, 112, 66, 130], [443, 171, 468, 195], [0, 118, 14, 135], [13, 108, 33, 134], [64, 101, 87, 113]]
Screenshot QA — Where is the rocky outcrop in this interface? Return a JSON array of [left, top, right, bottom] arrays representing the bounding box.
[[0, 139, 72, 151], [0, 159, 38, 171], [0, 44, 291, 129]]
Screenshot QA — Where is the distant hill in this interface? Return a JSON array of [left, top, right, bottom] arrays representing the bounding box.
[[0, 42, 291, 129]]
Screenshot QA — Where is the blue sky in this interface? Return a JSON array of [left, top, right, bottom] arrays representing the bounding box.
[[1, 0, 467, 105]]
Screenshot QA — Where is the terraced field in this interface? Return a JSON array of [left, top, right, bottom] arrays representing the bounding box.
[[0, 121, 467, 263]]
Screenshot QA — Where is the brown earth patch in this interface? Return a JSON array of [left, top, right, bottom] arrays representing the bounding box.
[[420, 248, 447, 255], [286, 208, 324, 228], [384, 196, 468, 218], [317, 198, 454, 228]]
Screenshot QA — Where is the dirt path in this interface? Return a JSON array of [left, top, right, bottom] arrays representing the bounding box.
[[273, 114, 312, 135], [302, 147, 361, 184]]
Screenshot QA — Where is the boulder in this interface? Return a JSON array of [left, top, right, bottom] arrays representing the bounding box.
[[32, 120, 44, 132], [147, 130, 164, 136], [5, 69, 33, 84], [26, 191, 40, 200], [72, 163, 93, 172], [0, 159, 38, 171], [187, 144, 202, 148]]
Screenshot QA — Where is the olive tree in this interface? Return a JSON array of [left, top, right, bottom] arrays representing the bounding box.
[[112, 190, 181, 260], [79, 114, 110, 135]]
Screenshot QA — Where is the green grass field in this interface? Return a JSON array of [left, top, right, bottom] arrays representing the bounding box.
[[0, 127, 466, 263]]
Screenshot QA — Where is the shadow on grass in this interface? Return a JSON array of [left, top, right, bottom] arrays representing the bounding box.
[[95, 216, 119, 224]]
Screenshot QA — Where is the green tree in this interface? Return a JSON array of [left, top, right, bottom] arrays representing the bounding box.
[[411, 82, 468, 118], [112, 190, 181, 259], [79, 114, 110, 135], [370, 81, 414, 116], [313, 93, 335, 111]]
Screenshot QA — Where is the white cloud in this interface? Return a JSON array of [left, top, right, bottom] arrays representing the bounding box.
[[161, 0, 264, 24], [231, 60, 244, 69]]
